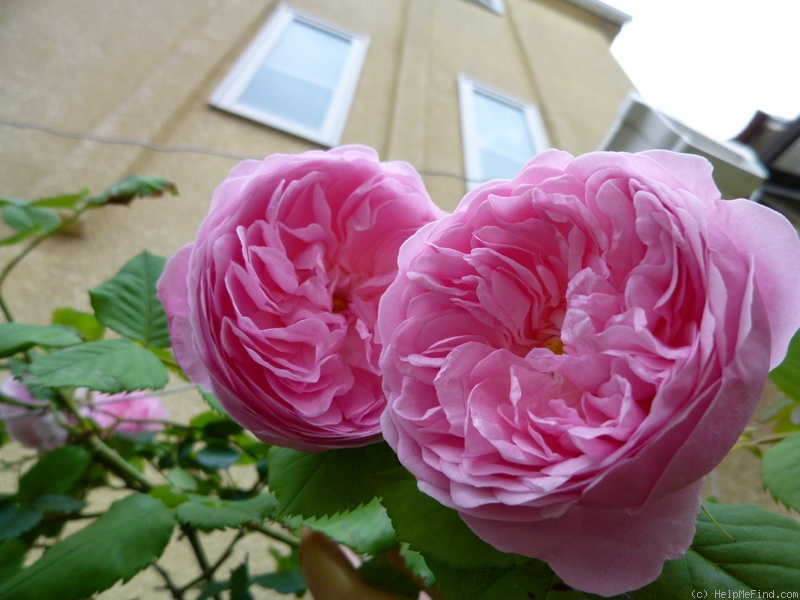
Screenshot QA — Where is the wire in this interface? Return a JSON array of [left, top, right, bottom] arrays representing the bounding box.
[[0, 117, 476, 183]]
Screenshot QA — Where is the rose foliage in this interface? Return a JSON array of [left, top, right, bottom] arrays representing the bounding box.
[[2, 150, 800, 600]]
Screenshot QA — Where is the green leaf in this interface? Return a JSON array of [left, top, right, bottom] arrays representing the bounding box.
[[18, 445, 91, 504], [166, 467, 198, 492], [770, 328, 800, 402], [374, 469, 524, 570], [195, 442, 241, 470], [632, 502, 800, 597], [199, 389, 227, 414], [359, 556, 421, 598], [251, 570, 306, 594], [0, 323, 83, 357], [0, 540, 28, 583], [197, 569, 306, 600], [230, 562, 254, 600], [30, 188, 90, 209], [51, 307, 105, 341], [268, 442, 399, 518], [190, 411, 242, 438], [87, 176, 177, 206], [0, 493, 175, 600], [427, 559, 586, 600], [0, 503, 42, 542], [1, 204, 60, 234], [89, 251, 169, 348], [302, 497, 396, 554], [761, 432, 800, 512], [32, 494, 86, 514], [28, 339, 169, 393], [175, 493, 278, 531], [149, 485, 189, 509]]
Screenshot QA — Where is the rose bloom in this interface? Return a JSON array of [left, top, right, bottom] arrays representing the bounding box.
[[0, 377, 68, 452], [378, 150, 800, 595], [80, 391, 168, 435], [158, 146, 443, 451]]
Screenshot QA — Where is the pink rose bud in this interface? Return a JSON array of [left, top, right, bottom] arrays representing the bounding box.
[[378, 149, 800, 595], [0, 377, 68, 452], [158, 146, 444, 451], [80, 391, 168, 435]]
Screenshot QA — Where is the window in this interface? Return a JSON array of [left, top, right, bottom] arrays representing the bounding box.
[[210, 6, 369, 147], [458, 77, 549, 188], [471, 0, 505, 14]]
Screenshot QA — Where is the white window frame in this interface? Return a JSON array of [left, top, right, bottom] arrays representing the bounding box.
[[209, 5, 369, 147], [458, 76, 550, 189], [471, 0, 505, 14]]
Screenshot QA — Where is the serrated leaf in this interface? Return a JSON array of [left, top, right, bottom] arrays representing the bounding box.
[[761, 433, 800, 512], [632, 502, 800, 598], [0, 493, 175, 600], [18, 445, 91, 504], [374, 469, 524, 570], [268, 443, 399, 518], [89, 251, 169, 348], [770, 329, 800, 402], [51, 307, 105, 341], [28, 339, 168, 393], [87, 176, 177, 206], [199, 389, 227, 414], [0, 323, 83, 357], [0, 503, 42, 542], [175, 493, 278, 531], [302, 497, 396, 554]]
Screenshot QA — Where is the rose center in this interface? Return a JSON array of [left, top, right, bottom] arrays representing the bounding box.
[[332, 293, 348, 313], [544, 337, 565, 354]]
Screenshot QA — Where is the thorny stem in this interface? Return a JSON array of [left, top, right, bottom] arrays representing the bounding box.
[[153, 562, 184, 600], [245, 520, 300, 548], [86, 435, 153, 492], [733, 430, 796, 452], [180, 525, 223, 600], [176, 530, 247, 597]]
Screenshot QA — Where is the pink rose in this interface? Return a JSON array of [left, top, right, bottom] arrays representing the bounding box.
[[0, 377, 69, 452], [378, 150, 800, 595], [158, 146, 443, 451], [80, 391, 168, 435]]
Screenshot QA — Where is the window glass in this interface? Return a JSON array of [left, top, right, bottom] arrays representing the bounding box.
[[472, 91, 535, 180], [458, 77, 549, 188], [237, 22, 351, 130], [210, 7, 369, 147]]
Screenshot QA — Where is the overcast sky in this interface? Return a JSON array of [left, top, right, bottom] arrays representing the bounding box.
[[603, 0, 799, 140]]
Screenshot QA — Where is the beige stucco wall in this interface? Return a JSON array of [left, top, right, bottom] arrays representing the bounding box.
[[1, 0, 635, 324]]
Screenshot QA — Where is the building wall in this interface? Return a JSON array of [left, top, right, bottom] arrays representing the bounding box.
[[0, 0, 634, 324]]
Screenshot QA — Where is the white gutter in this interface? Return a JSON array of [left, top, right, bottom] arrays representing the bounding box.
[[564, 0, 631, 27]]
